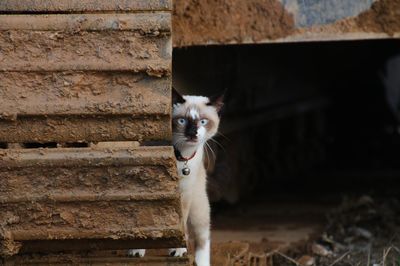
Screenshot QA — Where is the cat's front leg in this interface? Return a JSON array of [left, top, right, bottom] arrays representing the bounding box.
[[127, 249, 146, 257], [168, 188, 191, 257], [189, 183, 211, 266], [195, 239, 210, 266]]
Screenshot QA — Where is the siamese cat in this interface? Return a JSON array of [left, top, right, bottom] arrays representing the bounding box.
[[129, 88, 223, 266]]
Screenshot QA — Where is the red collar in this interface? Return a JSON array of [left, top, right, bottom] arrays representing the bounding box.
[[174, 147, 196, 162]]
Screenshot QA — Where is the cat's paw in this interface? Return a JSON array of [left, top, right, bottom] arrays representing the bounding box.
[[169, 247, 187, 257], [128, 249, 146, 257]]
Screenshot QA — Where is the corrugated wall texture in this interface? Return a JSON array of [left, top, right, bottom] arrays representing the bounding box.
[[0, 1, 185, 263], [0, 146, 184, 256], [0, 3, 172, 142], [0, 0, 171, 12], [3, 253, 191, 266]]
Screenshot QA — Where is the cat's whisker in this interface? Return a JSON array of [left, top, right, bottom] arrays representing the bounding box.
[[173, 139, 186, 149], [173, 138, 185, 143], [172, 139, 181, 145], [204, 144, 213, 165], [209, 137, 225, 151], [205, 142, 216, 162], [204, 145, 211, 171], [216, 132, 230, 141], [172, 134, 182, 138]]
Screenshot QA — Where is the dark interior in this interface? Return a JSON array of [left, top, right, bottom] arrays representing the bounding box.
[[173, 39, 400, 204], [173, 41, 400, 264]]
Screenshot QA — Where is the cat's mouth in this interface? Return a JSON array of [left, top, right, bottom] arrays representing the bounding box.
[[186, 138, 198, 144]]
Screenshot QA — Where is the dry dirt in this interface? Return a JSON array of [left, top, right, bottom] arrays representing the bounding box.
[[311, 196, 400, 266], [173, 0, 295, 47], [208, 199, 327, 265], [173, 0, 400, 47], [355, 0, 400, 35], [207, 195, 400, 266], [295, 0, 400, 38]]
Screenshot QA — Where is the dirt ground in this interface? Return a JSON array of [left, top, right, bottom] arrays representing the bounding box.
[[210, 199, 326, 265], [209, 195, 400, 266]]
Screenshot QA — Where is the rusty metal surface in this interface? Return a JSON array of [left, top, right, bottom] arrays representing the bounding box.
[[173, 0, 400, 47], [0, 0, 171, 12], [0, 13, 172, 142], [0, 146, 184, 256]]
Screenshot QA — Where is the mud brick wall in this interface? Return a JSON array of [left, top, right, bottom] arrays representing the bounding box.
[[0, 0, 184, 259]]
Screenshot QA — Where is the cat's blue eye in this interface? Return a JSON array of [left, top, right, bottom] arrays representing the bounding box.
[[177, 118, 186, 125], [200, 119, 208, 126]]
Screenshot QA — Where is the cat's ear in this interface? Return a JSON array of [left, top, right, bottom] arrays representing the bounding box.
[[207, 90, 225, 115], [172, 87, 185, 105]]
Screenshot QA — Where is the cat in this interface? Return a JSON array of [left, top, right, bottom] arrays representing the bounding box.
[[129, 88, 223, 266]]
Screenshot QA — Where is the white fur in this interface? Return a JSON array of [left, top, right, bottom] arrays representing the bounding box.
[[182, 95, 209, 104], [189, 108, 200, 120], [127, 249, 145, 257], [169, 247, 188, 257], [173, 103, 182, 109], [173, 96, 208, 117], [195, 240, 210, 266], [197, 126, 206, 141]]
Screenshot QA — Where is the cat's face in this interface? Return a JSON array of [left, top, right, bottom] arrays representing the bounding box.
[[172, 89, 223, 150]]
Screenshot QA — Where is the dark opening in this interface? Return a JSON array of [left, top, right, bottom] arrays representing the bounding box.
[[23, 142, 59, 149], [21, 142, 90, 149], [173, 39, 400, 264], [62, 142, 90, 148]]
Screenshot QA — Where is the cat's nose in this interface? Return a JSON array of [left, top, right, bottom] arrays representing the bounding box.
[[186, 125, 198, 139], [186, 130, 197, 139]]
